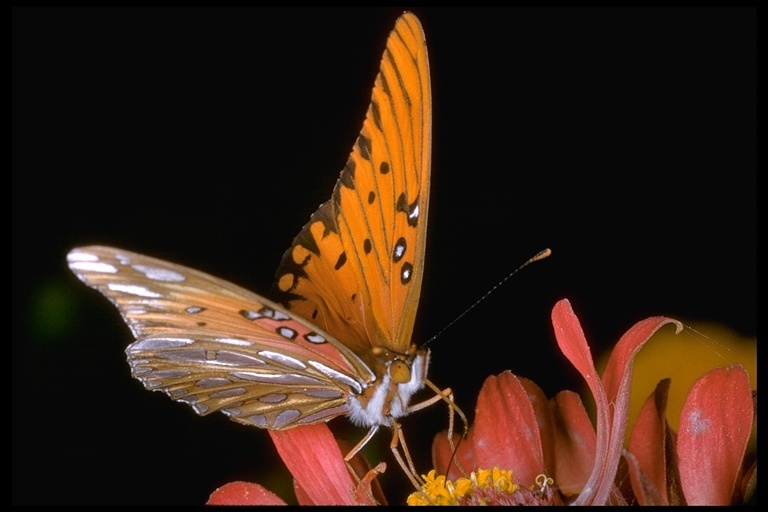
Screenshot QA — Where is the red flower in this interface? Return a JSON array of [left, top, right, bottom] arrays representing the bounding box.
[[208, 298, 756, 505], [626, 366, 755, 504], [429, 298, 685, 505]]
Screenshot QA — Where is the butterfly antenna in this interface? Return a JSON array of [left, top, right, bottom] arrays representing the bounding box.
[[424, 248, 551, 347]]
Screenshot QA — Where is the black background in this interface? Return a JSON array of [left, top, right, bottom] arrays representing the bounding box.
[[13, 7, 755, 505]]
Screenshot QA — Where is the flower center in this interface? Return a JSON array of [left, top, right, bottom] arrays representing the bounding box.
[[407, 468, 560, 506]]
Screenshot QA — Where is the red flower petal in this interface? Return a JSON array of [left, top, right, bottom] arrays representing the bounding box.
[[431, 429, 476, 482], [627, 378, 677, 505], [473, 371, 544, 484], [551, 299, 682, 505], [207, 481, 286, 505], [741, 457, 757, 503], [517, 377, 553, 473], [292, 478, 313, 507], [677, 365, 753, 505], [548, 390, 597, 497], [551, 299, 600, 384], [269, 424, 366, 505], [602, 315, 683, 410], [551, 299, 612, 504]]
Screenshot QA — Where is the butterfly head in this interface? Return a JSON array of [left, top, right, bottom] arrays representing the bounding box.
[[346, 345, 430, 428], [371, 344, 427, 385]]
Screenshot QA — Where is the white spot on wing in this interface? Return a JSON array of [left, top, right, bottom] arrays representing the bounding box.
[[273, 409, 301, 428], [69, 261, 119, 273], [67, 251, 99, 262], [258, 350, 306, 370], [308, 361, 362, 394], [129, 337, 195, 351], [278, 327, 297, 340], [196, 377, 232, 388], [148, 369, 191, 379], [132, 264, 186, 282], [177, 395, 198, 406], [261, 308, 290, 321], [409, 204, 419, 221], [240, 309, 262, 320], [231, 371, 323, 386], [214, 337, 252, 347], [215, 351, 266, 366], [247, 415, 268, 428], [305, 333, 326, 344], [394, 241, 406, 259], [258, 393, 288, 403], [154, 348, 207, 362], [108, 283, 161, 297], [210, 388, 246, 398]]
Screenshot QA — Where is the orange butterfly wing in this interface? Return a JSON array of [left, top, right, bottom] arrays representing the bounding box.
[[271, 13, 431, 359], [66, 12, 433, 434]]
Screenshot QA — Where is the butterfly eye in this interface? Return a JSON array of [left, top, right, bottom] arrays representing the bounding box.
[[389, 359, 411, 384]]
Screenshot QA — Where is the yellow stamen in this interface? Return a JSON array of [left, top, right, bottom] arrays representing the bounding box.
[[407, 467, 522, 506]]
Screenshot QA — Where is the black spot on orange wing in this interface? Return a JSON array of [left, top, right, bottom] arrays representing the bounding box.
[[357, 134, 372, 161], [334, 251, 347, 270]]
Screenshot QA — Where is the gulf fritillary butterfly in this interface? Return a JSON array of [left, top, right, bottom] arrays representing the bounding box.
[[67, 12, 464, 496]]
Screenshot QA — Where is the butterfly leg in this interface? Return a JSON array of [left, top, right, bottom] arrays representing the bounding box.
[[417, 381, 470, 478], [388, 384, 472, 494], [389, 420, 427, 488], [344, 425, 381, 504], [391, 421, 458, 505], [342, 418, 432, 498]]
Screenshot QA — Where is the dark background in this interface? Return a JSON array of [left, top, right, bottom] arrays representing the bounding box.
[[13, 7, 755, 505]]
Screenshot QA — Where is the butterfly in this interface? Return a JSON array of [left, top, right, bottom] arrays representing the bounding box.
[[67, 12, 464, 497]]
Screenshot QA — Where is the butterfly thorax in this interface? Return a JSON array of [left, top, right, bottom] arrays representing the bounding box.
[[345, 345, 430, 428]]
